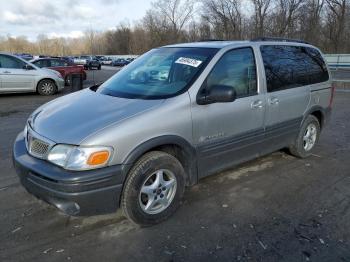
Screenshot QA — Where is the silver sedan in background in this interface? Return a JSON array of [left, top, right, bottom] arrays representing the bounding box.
[[0, 53, 65, 95]]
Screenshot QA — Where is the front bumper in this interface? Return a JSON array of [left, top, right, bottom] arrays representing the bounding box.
[[56, 78, 65, 91], [13, 132, 126, 216]]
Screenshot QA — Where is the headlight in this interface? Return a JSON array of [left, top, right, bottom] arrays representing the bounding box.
[[47, 144, 113, 171]]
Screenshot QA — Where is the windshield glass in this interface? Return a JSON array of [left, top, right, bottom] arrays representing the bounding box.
[[97, 47, 218, 99]]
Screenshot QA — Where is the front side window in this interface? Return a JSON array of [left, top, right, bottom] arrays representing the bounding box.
[[97, 47, 218, 99], [0, 55, 25, 69], [204, 47, 257, 98]]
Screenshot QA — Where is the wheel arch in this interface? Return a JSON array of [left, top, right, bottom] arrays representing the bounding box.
[[122, 135, 198, 187], [36, 78, 58, 92], [304, 106, 326, 129]]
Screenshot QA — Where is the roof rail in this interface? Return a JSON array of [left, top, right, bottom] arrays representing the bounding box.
[[251, 37, 310, 44], [199, 39, 226, 42]]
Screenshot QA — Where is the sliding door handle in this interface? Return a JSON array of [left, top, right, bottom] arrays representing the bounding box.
[[269, 97, 279, 105]]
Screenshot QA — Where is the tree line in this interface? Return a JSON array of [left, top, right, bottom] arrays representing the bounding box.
[[0, 0, 349, 56]]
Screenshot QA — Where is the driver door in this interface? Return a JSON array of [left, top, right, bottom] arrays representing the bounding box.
[[0, 54, 35, 92], [191, 47, 266, 178]]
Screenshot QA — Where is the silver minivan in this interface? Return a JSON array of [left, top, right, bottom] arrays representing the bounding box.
[[0, 53, 64, 95], [13, 39, 333, 225]]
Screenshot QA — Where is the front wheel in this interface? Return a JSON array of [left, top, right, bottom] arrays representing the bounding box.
[[37, 79, 57, 95], [289, 115, 320, 158], [121, 151, 185, 226]]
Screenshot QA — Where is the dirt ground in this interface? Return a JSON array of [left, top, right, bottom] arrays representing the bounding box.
[[0, 69, 349, 262]]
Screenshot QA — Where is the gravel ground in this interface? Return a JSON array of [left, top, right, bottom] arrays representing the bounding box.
[[0, 68, 349, 262]]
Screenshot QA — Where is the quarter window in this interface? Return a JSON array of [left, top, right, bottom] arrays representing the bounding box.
[[260, 45, 329, 92], [304, 47, 329, 85], [205, 48, 257, 98]]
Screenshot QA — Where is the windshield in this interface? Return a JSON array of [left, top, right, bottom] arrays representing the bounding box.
[[97, 47, 218, 99]]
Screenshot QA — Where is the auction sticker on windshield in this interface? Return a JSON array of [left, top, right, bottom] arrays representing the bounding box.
[[175, 57, 203, 67]]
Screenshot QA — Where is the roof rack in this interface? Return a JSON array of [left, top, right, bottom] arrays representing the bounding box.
[[251, 37, 310, 44], [199, 39, 226, 42]]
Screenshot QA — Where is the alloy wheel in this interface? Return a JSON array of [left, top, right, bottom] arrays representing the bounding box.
[[138, 169, 177, 215]]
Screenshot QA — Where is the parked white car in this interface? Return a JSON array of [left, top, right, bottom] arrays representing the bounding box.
[[0, 53, 65, 95]]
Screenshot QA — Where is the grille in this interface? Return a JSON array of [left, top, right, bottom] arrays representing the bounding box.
[[28, 135, 50, 158]]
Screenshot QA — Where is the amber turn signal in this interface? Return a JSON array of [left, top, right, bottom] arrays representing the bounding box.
[[87, 151, 110, 166]]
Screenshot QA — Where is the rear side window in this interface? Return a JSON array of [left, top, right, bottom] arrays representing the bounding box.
[[34, 59, 51, 68], [50, 59, 67, 67], [260, 45, 329, 92]]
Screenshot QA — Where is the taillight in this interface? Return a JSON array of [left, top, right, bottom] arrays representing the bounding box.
[[329, 84, 335, 108]]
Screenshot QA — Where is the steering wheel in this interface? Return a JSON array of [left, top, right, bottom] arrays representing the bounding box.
[[135, 71, 149, 83]]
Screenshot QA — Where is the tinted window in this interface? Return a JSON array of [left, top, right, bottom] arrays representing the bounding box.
[[205, 47, 257, 98], [261, 45, 329, 92], [50, 59, 67, 67], [304, 47, 329, 85], [33, 59, 50, 68], [0, 55, 25, 69], [97, 47, 218, 99]]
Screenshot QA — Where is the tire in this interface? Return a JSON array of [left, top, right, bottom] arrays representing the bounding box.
[[98, 65, 101, 70], [65, 75, 71, 86], [121, 151, 185, 226], [37, 79, 57, 96], [289, 115, 320, 158]]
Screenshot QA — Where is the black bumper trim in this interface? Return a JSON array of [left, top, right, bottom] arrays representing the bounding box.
[[13, 132, 126, 216]]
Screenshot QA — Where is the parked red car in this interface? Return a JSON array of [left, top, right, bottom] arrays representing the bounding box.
[[30, 58, 87, 86]]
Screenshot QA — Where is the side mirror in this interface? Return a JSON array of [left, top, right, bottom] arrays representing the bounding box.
[[197, 84, 236, 105], [89, 82, 103, 91], [23, 64, 35, 70]]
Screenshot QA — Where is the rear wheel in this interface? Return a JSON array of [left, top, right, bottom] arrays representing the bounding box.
[[37, 79, 57, 95], [98, 65, 101, 70], [289, 115, 320, 158], [121, 151, 185, 226]]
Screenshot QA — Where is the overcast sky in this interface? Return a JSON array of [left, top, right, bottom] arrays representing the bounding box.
[[0, 0, 152, 41]]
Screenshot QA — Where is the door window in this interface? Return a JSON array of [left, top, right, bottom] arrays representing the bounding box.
[[0, 55, 25, 69], [205, 48, 257, 98]]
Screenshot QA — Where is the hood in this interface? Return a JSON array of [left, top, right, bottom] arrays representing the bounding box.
[[31, 89, 164, 144], [42, 68, 61, 78]]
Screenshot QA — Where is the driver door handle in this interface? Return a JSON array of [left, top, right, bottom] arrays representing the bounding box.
[[251, 100, 263, 109]]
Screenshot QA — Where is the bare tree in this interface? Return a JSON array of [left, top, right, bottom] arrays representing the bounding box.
[[201, 0, 243, 39], [1, 0, 350, 55], [251, 0, 272, 37], [85, 27, 96, 54], [324, 0, 347, 52], [270, 0, 305, 37], [151, 0, 196, 42]]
